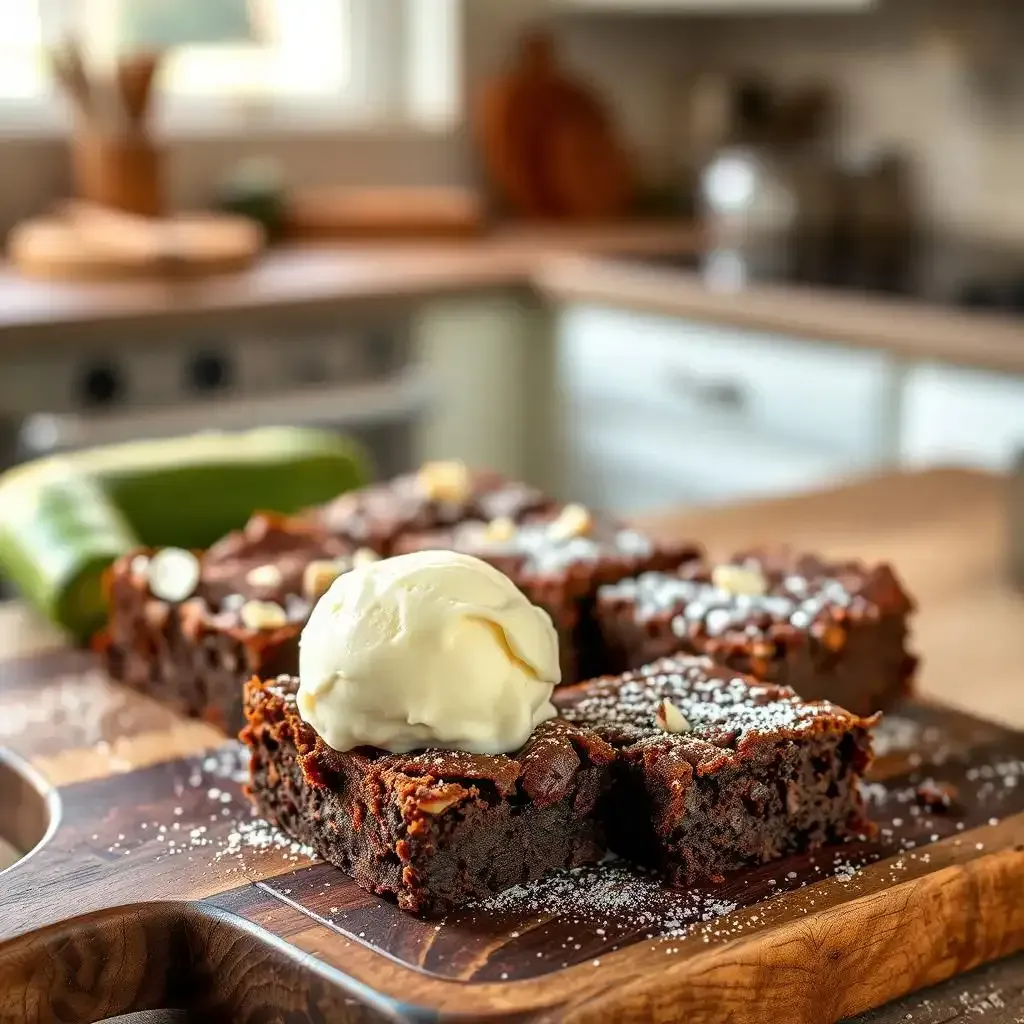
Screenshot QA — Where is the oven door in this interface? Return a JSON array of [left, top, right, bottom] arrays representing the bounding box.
[[12, 368, 431, 480]]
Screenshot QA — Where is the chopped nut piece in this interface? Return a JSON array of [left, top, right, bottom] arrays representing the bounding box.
[[245, 563, 284, 589], [812, 621, 847, 652], [143, 600, 169, 629], [418, 459, 471, 504], [483, 516, 517, 542], [353, 547, 381, 568], [785, 781, 802, 816], [240, 599, 289, 631], [654, 698, 690, 734], [418, 794, 460, 815], [303, 559, 343, 602], [915, 778, 958, 812], [178, 598, 208, 641], [711, 563, 769, 597], [146, 548, 201, 603], [548, 503, 593, 541]]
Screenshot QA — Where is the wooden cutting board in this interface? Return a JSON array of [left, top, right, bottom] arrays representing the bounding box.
[[2, 643, 1024, 1023], [475, 32, 635, 221], [8, 203, 264, 281]]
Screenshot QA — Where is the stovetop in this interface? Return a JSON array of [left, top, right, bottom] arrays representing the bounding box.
[[624, 236, 1024, 316]]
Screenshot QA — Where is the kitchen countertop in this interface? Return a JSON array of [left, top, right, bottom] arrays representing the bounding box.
[[0, 221, 703, 340], [0, 466, 1022, 1020], [1, 222, 1022, 377], [536, 255, 1024, 376]]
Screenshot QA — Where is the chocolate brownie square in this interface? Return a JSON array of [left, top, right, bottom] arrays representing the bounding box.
[[102, 513, 357, 733], [241, 675, 615, 916], [393, 508, 703, 683], [595, 550, 916, 716], [556, 654, 877, 885], [316, 461, 555, 555]]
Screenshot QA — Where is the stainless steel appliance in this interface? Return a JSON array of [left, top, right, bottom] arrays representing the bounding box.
[[0, 311, 430, 476], [697, 78, 798, 288]]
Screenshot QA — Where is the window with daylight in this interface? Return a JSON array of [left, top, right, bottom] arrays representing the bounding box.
[[0, 0, 460, 129]]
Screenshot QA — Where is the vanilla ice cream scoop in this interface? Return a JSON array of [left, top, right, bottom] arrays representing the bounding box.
[[297, 549, 559, 754]]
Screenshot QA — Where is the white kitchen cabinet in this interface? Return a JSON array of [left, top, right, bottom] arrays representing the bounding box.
[[560, 306, 895, 460], [555, 304, 896, 511], [900, 364, 1024, 472], [563, 402, 854, 515]]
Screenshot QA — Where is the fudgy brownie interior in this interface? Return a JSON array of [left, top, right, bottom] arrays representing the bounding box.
[[557, 655, 877, 884]]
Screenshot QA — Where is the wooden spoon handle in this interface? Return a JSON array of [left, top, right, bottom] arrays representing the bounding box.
[[117, 51, 162, 131]]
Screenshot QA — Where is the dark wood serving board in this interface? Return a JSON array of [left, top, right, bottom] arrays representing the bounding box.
[[2, 644, 1024, 1024]]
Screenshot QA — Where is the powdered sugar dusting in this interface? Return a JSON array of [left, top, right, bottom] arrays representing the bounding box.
[[468, 861, 740, 939], [967, 758, 1023, 799], [99, 743, 317, 874], [599, 554, 876, 642], [0, 669, 138, 748], [214, 820, 316, 863], [57, 712, 1024, 989], [446, 519, 654, 574], [872, 716, 947, 759], [437, 847, 883, 963], [562, 655, 850, 758]]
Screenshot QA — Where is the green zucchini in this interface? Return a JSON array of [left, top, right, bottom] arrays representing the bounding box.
[[79, 427, 368, 548], [0, 427, 370, 638], [0, 470, 137, 641]]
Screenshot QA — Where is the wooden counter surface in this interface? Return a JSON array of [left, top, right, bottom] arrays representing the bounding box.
[[536, 256, 1024, 376], [0, 221, 702, 340]]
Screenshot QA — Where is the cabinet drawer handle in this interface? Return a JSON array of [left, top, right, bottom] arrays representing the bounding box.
[[665, 367, 747, 412]]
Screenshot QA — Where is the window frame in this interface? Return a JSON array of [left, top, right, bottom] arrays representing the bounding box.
[[0, 0, 461, 138]]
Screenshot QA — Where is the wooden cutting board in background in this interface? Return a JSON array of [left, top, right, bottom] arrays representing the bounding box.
[[8, 202, 264, 281], [546, 89, 635, 220], [476, 31, 635, 220]]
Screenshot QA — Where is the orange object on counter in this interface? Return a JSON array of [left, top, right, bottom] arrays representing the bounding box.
[[284, 187, 486, 240], [475, 31, 635, 221]]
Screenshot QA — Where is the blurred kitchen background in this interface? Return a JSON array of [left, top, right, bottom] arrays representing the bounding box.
[[1, 0, 1023, 516]]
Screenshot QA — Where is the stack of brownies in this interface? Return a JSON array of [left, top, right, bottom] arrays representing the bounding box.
[[101, 459, 917, 915]]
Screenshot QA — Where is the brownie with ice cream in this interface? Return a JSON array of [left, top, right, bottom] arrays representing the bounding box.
[[243, 675, 613, 916], [241, 550, 614, 915]]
